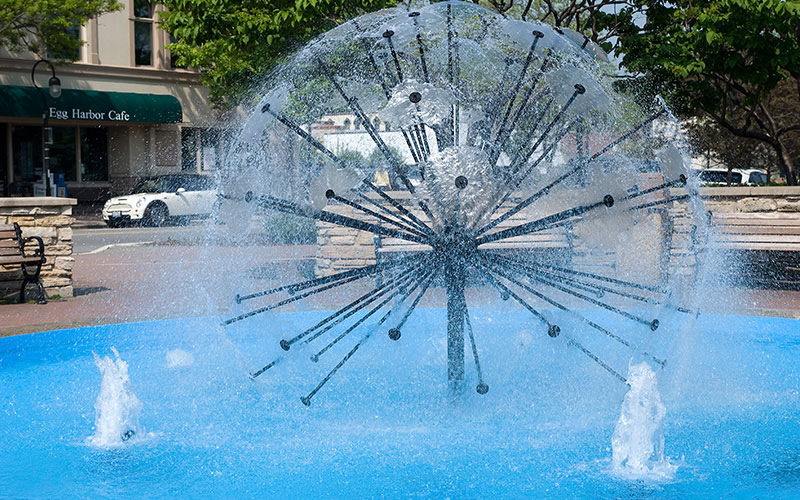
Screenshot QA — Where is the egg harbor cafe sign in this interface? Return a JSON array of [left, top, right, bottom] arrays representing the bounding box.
[[49, 107, 131, 121], [0, 85, 182, 124]]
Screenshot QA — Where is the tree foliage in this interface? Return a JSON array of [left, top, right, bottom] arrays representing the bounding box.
[[160, 0, 398, 107], [613, 0, 800, 184], [0, 0, 121, 59]]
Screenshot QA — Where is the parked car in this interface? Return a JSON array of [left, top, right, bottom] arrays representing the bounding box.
[[102, 174, 217, 227], [694, 168, 768, 186]]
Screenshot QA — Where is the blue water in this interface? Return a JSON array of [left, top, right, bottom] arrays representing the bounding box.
[[1, 309, 798, 499]]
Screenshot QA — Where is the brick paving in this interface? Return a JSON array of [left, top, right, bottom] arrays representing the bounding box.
[[1, 243, 798, 337]]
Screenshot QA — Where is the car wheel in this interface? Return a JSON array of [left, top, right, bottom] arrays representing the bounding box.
[[211, 198, 224, 225], [143, 202, 169, 227]]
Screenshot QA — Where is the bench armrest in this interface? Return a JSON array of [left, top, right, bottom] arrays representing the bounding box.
[[22, 236, 47, 263]]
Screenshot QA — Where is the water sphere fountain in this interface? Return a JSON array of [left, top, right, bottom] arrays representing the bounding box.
[[219, 0, 698, 405]]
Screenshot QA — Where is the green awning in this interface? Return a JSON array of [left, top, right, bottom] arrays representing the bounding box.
[[0, 85, 182, 123]]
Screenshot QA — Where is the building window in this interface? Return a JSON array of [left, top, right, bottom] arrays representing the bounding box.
[[133, 0, 154, 66], [168, 33, 186, 69], [181, 128, 229, 171], [47, 24, 81, 61], [49, 127, 77, 182], [12, 126, 43, 184], [80, 127, 108, 181], [343, 118, 351, 130], [373, 117, 380, 130], [354, 118, 361, 130]]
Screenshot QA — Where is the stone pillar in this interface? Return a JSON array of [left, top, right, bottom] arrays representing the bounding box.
[[0, 197, 77, 299]]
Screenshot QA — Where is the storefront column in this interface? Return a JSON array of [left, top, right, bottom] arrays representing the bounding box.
[[74, 126, 82, 183], [5, 124, 12, 187]]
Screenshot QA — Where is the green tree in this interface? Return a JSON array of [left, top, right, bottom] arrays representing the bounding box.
[[613, 0, 800, 185], [159, 0, 398, 107], [0, 0, 121, 59]]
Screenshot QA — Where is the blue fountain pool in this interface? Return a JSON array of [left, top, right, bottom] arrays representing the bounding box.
[[1, 309, 798, 499]]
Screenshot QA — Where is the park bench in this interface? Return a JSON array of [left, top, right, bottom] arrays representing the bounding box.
[[0, 223, 47, 303], [375, 209, 573, 272], [708, 212, 800, 286]]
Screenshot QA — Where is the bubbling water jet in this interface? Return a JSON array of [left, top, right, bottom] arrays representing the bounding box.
[[86, 348, 143, 447], [612, 362, 678, 480]]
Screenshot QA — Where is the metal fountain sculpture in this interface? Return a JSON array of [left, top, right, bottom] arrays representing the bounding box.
[[219, 1, 695, 406]]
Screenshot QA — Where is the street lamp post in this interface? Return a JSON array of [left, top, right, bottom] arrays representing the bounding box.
[[31, 59, 61, 197]]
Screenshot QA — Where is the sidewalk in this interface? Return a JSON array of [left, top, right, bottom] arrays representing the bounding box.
[[1, 244, 317, 336]]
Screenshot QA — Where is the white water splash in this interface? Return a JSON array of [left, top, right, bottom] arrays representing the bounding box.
[[86, 347, 143, 447], [166, 348, 195, 368], [611, 362, 678, 480]]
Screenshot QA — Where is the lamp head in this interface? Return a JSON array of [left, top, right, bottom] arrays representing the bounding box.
[[48, 76, 61, 99]]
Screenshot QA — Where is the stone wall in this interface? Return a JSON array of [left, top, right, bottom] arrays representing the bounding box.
[[315, 186, 800, 280], [0, 197, 77, 299], [315, 203, 379, 277], [696, 186, 800, 213]]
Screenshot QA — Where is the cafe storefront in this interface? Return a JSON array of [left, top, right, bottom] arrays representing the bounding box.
[[1, 85, 183, 200]]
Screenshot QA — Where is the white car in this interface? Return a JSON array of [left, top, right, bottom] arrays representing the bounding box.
[[102, 174, 218, 227], [694, 168, 768, 186]]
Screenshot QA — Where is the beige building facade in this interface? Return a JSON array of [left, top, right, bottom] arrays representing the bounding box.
[[0, 0, 225, 201]]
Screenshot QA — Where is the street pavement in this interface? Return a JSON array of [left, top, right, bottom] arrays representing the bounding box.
[[73, 224, 217, 254]]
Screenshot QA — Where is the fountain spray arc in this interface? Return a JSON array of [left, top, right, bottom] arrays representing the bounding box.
[[220, 1, 698, 406]]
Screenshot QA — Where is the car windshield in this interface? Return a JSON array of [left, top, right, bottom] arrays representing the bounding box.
[[130, 176, 215, 194], [698, 171, 742, 184], [132, 177, 176, 194]]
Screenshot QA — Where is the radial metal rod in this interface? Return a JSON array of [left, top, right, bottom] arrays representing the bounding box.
[[446, 3, 456, 145], [388, 267, 438, 338], [330, 191, 429, 241], [237, 259, 401, 303], [474, 116, 575, 233], [300, 260, 429, 346], [354, 191, 428, 239], [566, 337, 628, 384], [623, 175, 688, 201], [491, 55, 550, 165], [222, 274, 364, 326], [629, 194, 690, 212], [311, 268, 433, 362], [536, 266, 691, 315], [504, 84, 584, 171], [464, 307, 488, 394], [481, 257, 629, 383], [500, 59, 550, 142], [362, 180, 434, 236], [526, 267, 659, 331], [261, 101, 430, 235], [515, 258, 668, 294], [476, 107, 665, 237], [253, 194, 426, 244], [409, 12, 430, 82], [280, 261, 425, 348], [301, 325, 374, 406], [317, 59, 439, 224], [383, 30, 404, 83], [250, 357, 281, 379], [472, 261, 558, 334], [484, 257, 666, 366], [476, 194, 614, 246], [360, 32, 425, 169], [492, 31, 543, 148]]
